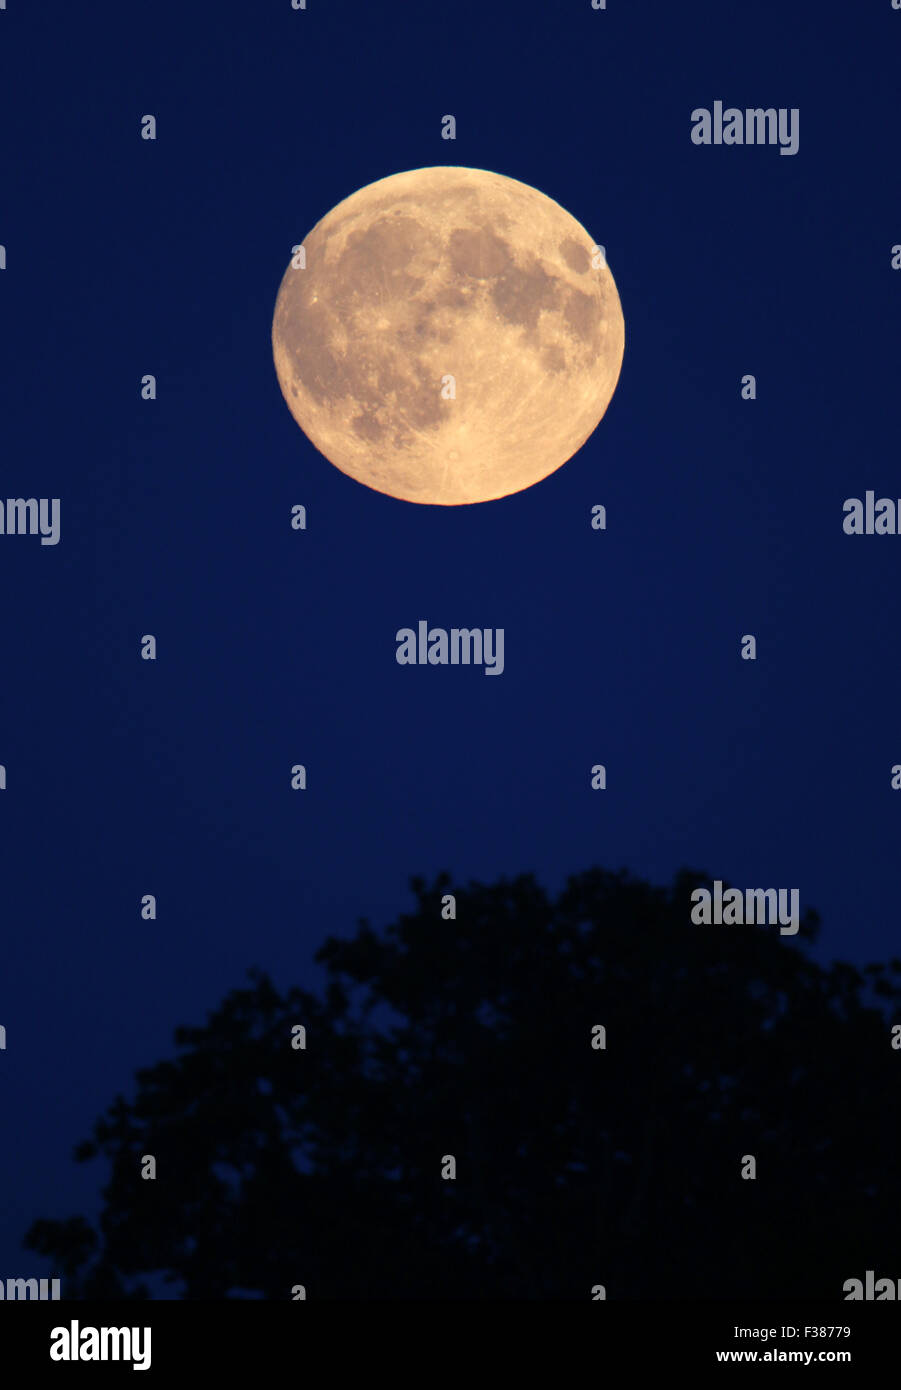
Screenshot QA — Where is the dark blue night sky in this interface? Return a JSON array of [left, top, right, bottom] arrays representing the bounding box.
[[1, 0, 899, 1282]]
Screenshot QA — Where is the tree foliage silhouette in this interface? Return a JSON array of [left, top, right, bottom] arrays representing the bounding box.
[[24, 867, 901, 1298]]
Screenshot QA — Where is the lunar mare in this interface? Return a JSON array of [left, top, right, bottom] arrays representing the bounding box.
[[272, 166, 625, 505]]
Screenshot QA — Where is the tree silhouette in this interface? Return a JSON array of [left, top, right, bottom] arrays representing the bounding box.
[[24, 867, 901, 1299]]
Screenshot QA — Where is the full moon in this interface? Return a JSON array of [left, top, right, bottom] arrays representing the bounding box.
[[272, 166, 625, 505]]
